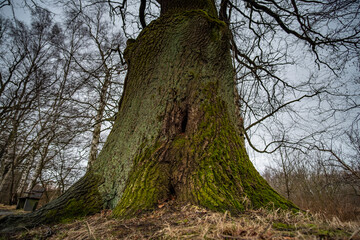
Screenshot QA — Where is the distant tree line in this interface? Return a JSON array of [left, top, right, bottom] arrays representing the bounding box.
[[264, 145, 360, 221]]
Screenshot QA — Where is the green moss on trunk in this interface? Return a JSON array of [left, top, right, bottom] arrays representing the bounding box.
[[1, 0, 297, 232], [110, 6, 296, 218], [188, 88, 295, 211], [43, 173, 103, 223], [113, 82, 296, 218]]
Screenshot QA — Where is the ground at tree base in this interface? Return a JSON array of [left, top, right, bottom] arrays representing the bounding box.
[[1, 204, 359, 240]]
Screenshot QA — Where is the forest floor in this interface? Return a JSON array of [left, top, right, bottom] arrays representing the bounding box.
[[1, 204, 360, 239], [0, 204, 26, 216]]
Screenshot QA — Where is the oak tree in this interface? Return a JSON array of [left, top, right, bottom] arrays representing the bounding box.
[[1, 0, 359, 232]]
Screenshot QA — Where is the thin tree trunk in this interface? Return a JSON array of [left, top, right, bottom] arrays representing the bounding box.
[[88, 72, 111, 167], [0, 170, 13, 205], [16, 159, 32, 199]]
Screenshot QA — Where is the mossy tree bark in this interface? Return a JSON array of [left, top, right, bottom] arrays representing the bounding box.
[[111, 3, 296, 217], [0, 0, 295, 233]]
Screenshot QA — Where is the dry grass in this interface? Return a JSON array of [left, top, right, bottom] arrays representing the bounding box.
[[4, 204, 360, 240], [0, 204, 26, 218], [0, 204, 17, 211]]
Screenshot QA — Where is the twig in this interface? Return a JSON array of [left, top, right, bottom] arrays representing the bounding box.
[[349, 229, 360, 240], [259, 222, 272, 238], [85, 221, 96, 240]]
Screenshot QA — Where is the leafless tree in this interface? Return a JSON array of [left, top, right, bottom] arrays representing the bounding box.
[[0, 2, 126, 204], [61, 2, 125, 166], [265, 149, 360, 220]]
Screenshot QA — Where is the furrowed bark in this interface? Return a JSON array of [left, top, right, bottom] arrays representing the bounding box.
[[0, 0, 296, 233], [112, 7, 296, 217]]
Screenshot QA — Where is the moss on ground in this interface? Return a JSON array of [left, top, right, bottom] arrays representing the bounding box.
[[272, 221, 352, 239]]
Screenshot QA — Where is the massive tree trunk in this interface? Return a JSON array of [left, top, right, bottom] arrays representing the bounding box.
[[0, 0, 295, 233]]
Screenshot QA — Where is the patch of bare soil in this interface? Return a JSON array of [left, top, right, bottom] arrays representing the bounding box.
[[3, 204, 360, 239]]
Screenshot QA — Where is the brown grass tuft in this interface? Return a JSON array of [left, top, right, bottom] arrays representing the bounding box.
[[5, 204, 360, 239]]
